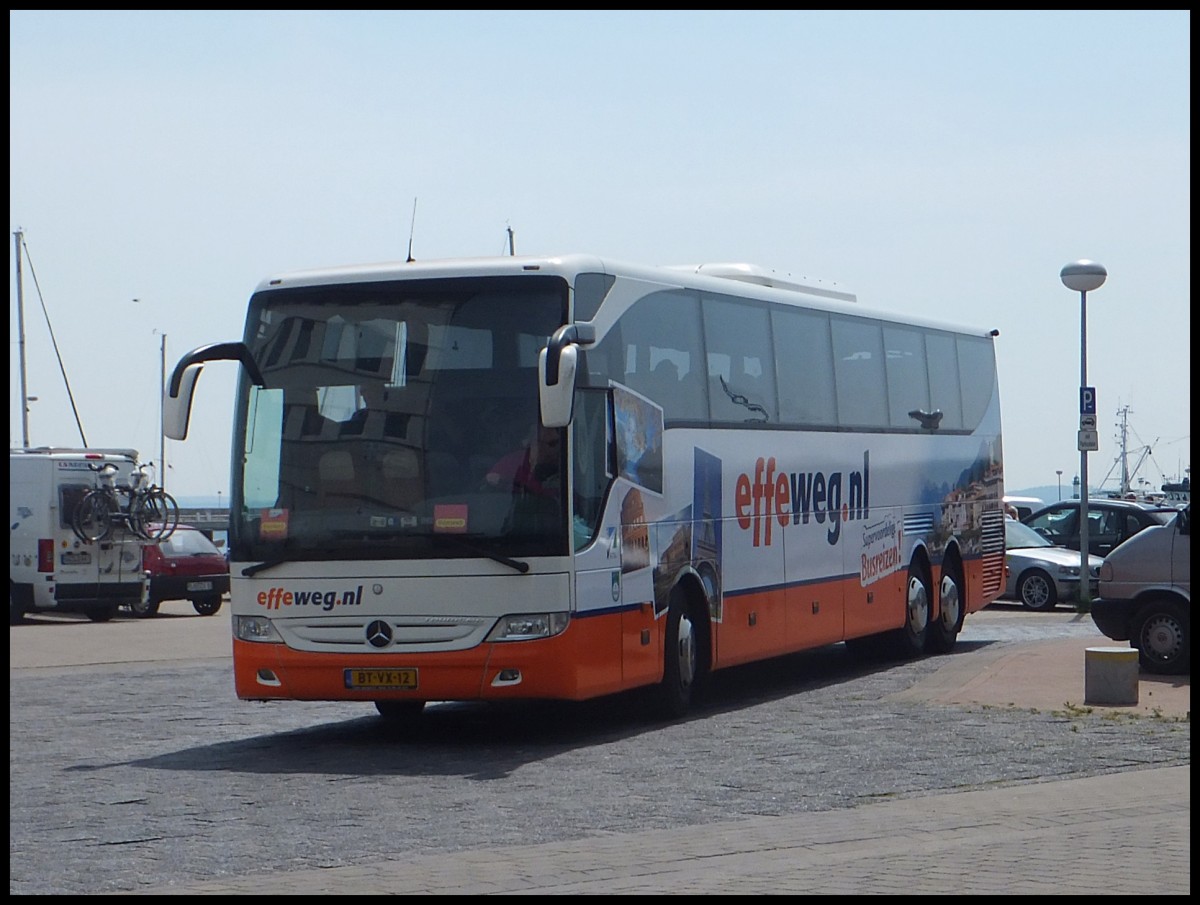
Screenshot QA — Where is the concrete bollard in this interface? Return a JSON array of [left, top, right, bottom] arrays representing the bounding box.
[[1084, 646, 1140, 706]]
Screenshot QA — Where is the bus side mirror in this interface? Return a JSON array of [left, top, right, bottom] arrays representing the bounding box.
[[539, 344, 577, 428], [163, 364, 203, 440], [539, 323, 593, 428], [164, 341, 265, 441]]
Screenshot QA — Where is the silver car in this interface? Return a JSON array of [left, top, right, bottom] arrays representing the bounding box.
[[1004, 518, 1103, 611]]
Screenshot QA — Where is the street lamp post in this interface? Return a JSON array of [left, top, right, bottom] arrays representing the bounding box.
[[1060, 259, 1106, 610], [1056, 469, 1063, 501], [159, 332, 167, 492]]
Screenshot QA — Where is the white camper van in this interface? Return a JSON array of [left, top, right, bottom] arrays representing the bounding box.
[[9, 447, 150, 624]]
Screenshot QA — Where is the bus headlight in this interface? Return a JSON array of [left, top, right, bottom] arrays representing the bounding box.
[[485, 612, 570, 642], [235, 615, 284, 643]]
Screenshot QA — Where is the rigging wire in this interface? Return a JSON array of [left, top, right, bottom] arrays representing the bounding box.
[[19, 236, 89, 446]]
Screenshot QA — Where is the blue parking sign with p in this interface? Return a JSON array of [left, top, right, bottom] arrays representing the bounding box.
[[1080, 387, 1096, 415]]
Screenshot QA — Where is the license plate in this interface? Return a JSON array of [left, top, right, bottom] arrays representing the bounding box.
[[344, 668, 418, 690], [186, 580, 214, 592]]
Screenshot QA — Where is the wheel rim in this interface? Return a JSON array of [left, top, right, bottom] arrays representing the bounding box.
[[939, 573, 961, 630], [1140, 613, 1184, 664], [76, 494, 113, 542], [1022, 576, 1050, 608], [676, 610, 697, 689], [907, 575, 929, 635]]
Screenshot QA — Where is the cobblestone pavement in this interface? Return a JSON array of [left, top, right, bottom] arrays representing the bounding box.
[[9, 605, 1190, 895]]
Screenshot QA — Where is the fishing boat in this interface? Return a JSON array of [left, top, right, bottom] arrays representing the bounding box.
[[1097, 405, 1188, 506]]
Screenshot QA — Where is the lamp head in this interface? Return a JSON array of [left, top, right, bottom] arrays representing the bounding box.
[[1061, 260, 1107, 293]]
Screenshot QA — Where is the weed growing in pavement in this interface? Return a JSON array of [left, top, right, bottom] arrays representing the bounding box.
[[965, 702, 1187, 724]]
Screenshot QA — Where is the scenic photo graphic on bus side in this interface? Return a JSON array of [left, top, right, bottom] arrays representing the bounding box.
[[163, 254, 1005, 720]]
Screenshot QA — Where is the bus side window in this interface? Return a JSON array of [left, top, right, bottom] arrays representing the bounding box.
[[831, 315, 887, 428], [772, 307, 836, 427], [702, 294, 776, 424]]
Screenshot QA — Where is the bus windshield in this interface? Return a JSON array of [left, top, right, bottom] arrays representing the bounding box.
[[230, 275, 570, 563]]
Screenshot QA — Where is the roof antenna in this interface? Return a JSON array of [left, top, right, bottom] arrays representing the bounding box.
[[506, 224, 515, 256], [406, 197, 418, 263]]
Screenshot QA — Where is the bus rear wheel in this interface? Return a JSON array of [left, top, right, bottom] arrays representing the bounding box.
[[890, 562, 931, 658], [927, 563, 965, 654]]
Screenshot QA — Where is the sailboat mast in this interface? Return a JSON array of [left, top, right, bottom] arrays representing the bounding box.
[[1117, 405, 1131, 495], [14, 229, 30, 448]]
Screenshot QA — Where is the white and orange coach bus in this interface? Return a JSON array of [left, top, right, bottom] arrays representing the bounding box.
[[164, 254, 1006, 720]]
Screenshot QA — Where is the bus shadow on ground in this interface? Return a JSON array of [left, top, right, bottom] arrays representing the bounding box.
[[120, 638, 1000, 780]]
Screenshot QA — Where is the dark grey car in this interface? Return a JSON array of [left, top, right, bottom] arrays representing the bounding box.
[[1021, 499, 1177, 558]]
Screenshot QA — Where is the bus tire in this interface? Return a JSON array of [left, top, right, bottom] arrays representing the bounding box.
[[890, 562, 931, 659], [374, 700, 425, 720], [653, 586, 701, 719], [927, 562, 965, 654]]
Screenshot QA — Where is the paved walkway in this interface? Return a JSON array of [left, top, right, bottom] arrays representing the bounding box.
[[132, 766, 1188, 895]]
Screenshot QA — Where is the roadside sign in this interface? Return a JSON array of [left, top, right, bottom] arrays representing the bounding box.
[[1079, 414, 1097, 431], [1078, 429, 1099, 452], [1080, 387, 1097, 415]]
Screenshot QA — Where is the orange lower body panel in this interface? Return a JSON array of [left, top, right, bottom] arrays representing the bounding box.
[[233, 609, 643, 704]]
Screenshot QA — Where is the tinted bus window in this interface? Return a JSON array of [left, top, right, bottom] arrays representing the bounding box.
[[832, 316, 887, 428], [925, 331, 963, 430], [883, 324, 931, 429], [703, 295, 776, 424], [772, 307, 837, 428]]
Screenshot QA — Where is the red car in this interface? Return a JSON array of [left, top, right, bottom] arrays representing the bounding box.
[[131, 525, 230, 617]]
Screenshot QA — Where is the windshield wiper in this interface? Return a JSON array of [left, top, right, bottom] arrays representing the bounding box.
[[242, 558, 288, 577], [435, 535, 530, 573]]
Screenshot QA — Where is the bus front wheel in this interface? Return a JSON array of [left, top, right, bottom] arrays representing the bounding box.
[[375, 700, 426, 720], [654, 587, 700, 719]]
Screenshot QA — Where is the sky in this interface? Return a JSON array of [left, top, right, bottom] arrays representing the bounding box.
[[10, 10, 1191, 502]]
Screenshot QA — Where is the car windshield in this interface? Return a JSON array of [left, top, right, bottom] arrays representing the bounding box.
[[1005, 518, 1054, 549], [161, 529, 222, 556]]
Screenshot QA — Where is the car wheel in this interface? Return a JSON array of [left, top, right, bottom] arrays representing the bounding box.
[[129, 596, 160, 618], [1016, 570, 1057, 611], [1132, 600, 1189, 675], [192, 595, 223, 616], [86, 603, 119, 622]]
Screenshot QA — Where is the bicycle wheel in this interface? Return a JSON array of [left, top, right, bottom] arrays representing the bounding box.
[[133, 488, 180, 541], [73, 490, 116, 542]]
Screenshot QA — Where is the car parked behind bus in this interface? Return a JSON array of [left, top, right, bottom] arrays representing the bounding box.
[[1002, 517, 1101, 611], [131, 525, 230, 618], [1021, 498, 1176, 558]]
